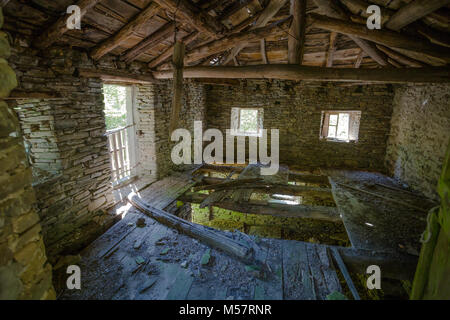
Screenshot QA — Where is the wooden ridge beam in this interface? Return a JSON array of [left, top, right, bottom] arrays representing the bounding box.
[[90, 2, 160, 60], [184, 16, 292, 65], [122, 21, 175, 63], [224, 0, 288, 65], [309, 13, 450, 63], [152, 0, 224, 37], [77, 67, 156, 84], [385, 0, 450, 31], [33, 0, 101, 49], [288, 0, 307, 64], [153, 64, 450, 83], [312, 0, 389, 67]]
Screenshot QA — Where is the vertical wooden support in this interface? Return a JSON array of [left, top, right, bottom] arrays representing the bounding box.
[[288, 0, 307, 64], [169, 41, 185, 137], [326, 32, 338, 67]]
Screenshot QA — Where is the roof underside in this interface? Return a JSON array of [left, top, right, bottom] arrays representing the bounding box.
[[2, 0, 450, 71]]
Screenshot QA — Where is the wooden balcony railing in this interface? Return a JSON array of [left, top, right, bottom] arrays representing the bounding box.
[[106, 124, 133, 182]]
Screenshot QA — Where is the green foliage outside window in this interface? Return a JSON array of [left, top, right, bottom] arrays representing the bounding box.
[[103, 84, 127, 131]]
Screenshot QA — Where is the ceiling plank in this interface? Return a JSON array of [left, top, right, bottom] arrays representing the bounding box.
[[385, 0, 450, 31], [309, 13, 450, 63], [312, 0, 389, 67], [153, 64, 450, 83], [33, 0, 102, 49], [122, 21, 175, 63], [376, 45, 426, 67], [90, 2, 160, 60], [288, 0, 307, 64], [151, 0, 224, 37], [224, 0, 288, 65], [184, 17, 292, 65]]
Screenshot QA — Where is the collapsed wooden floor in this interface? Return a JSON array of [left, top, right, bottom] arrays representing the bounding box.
[[60, 164, 430, 300]]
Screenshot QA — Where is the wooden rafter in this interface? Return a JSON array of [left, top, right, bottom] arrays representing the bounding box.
[[385, 0, 450, 31], [33, 0, 101, 49], [151, 0, 224, 37], [224, 0, 288, 65], [288, 0, 307, 64], [153, 64, 450, 84], [183, 17, 292, 65], [219, 0, 254, 21], [376, 45, 426, 67], [312, 0, 389, 67], [122, 21, 175, 63], [90, 3, 160, 60], [309, 13, 450, 63], [148, 32, 199, 69]]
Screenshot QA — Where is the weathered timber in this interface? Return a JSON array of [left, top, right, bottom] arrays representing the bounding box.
[[153, 64, 450, 83], [376, 45, 426, 67], [168, 41, 185, 136], [90, 2, 160, 60], [309, 13, 450, 63], [219, 0, 254, 21], [148, 32, 199, 69], [33, 0, 101, 49], [122, 21, 175, 63], [329, 247, 361, 300], [288, 0, 307, 64], [326, 32, 338, 67], [385, 0, 450, 31], [354, 50, 364, 68], [128, 192, 254, 262], [193, 178, 262, 192], [224, 0, 288, 65], [184, 16, 292, 65], [312, 0, 389, 67], [260, 39, 268, 64], [179, 192, 341, 222], [151, 0, 224, 37], [77, 68, 156, 84]]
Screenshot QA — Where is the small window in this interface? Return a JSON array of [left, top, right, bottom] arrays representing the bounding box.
[[320, 111, 361, 142], [231, 107, 263, 136]]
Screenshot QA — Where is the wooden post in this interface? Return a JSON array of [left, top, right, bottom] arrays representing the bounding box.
[[288, 0, 307, 64], [169, 41, 185, 137]]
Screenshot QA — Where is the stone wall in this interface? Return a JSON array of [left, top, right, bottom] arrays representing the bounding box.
[[206, 80, 394, 171], [6, 37, 155, 261], [136, 80, 206, 179], [386, 84, 450, 201], [0, 8, 55, 299]]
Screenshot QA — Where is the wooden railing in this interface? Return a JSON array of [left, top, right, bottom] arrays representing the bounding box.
[[106, 125, 133, 182]]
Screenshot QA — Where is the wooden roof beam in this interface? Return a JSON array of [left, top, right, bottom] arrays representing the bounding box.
[[33, 0, 101, 49], [90, 2, 160, 60], [288, 0, 307, 64], [77, 68, 157, 84], [385, 0, 450, 31], [309, 13, 450, 63], [312, 0, 389, 67], [224, 0, 288, 65], [151, 0, 224, 37], [183, 16, 292, 65], [219, 0, 254, 21], [152, 64, 450, 84], [121, 21, 175, 63]]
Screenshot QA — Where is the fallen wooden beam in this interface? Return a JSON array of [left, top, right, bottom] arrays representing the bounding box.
[[385, 0, 450, 32], [128, 192, 254, 262], [90, 2, 160, 60], [288, 0, 307, 64], [153, 64, 450, 83], [151, 0, 224, 37], [330, 247, 361, 300], [122, 21, 175, 63], [184, 16, 292, 65], [309, 13, 450, 63], [33, 0, 101, 49], [179, 192, 341, 222], [77, 68, 156, 84], [193, 178, 262, 192]]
